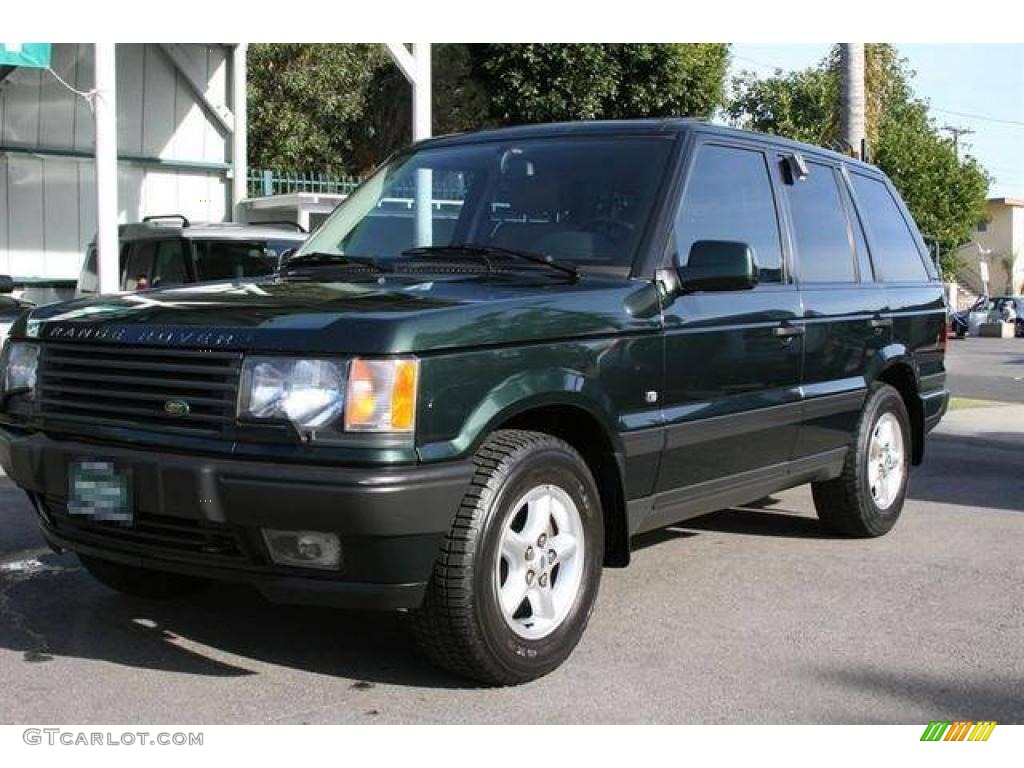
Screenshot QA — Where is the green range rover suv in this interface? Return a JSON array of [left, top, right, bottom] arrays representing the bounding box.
[[0, 120, 949, 685]]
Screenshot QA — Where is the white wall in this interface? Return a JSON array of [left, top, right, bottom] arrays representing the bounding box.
[[0, 43, 233, 279]]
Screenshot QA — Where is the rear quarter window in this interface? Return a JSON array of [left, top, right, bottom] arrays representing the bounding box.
[[850, 174, 929, 282]]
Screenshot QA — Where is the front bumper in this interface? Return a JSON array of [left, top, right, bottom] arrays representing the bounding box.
[[0, 427, 473, 610]]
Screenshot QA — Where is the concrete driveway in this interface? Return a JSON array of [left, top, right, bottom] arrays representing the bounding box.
[[1, 397, 1020, 724]]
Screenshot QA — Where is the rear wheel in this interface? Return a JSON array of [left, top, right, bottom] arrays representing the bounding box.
[[812, 383, 911, 537], [412, 430, 603, 686], [79, 554, 211, 599]]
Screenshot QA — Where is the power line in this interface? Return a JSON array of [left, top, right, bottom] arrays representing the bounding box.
[[931, 107, 1024, 128], [731, 55, 783, 75], [731, 51, 1024, 129]]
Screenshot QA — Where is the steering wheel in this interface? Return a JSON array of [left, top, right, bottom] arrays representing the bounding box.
[[580, 217, 635, 242]]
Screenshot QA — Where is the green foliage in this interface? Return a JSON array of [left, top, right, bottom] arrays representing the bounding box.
[[874, 103, 989, 275], [248, 44, 386, 175], [727, 68, 836, 146], [345, 44, 493, 174], [248, 44, 730, 176], [473, 44, 729, 124], [727, 44, 989, 276]]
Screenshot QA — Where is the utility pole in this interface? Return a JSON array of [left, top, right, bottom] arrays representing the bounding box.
[[942, 125, 974, 161], [839, 43, 866, 159]]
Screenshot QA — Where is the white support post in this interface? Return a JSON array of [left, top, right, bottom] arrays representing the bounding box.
[[231, 43, 249, 220], [94, 43, 120, 295], [411, 44, 432, 247], [411, 43, 431, 142], [385, 43, 432, 246]]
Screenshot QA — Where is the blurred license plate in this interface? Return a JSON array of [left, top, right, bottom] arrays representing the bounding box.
[[67, 460, 132, 523]]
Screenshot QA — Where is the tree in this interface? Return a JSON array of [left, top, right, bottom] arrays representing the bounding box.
[[727, 45, 989, 276], [345, 44, 492, 174], [248, 44, 730, 176], [247, 44, 386, 175], [874, 102, 989, 272], [472, 44, 729, 125]]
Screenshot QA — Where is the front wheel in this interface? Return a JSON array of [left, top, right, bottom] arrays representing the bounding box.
[[812, 383, 912, 537], [412, 430, 604, 686]]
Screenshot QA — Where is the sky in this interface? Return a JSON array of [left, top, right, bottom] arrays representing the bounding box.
[[727, 44, 1024, 199]]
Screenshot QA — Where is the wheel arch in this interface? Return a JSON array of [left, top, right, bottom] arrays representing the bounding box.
[[871, 351, 925, 465], [495, 402, 631, 569]]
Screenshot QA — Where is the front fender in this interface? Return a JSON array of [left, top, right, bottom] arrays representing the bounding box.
[[417, 366, 622, 463]]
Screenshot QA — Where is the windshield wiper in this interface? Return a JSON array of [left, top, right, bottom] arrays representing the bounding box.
[[401, 244, 579, 280], [283, 251, 389, 273]]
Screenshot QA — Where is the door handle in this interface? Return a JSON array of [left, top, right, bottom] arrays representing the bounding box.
[[772, 324, 805, 339], [869, 317, 893, 329]]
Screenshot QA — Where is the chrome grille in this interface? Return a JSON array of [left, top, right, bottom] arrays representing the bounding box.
[[37, 343, 241, 436]]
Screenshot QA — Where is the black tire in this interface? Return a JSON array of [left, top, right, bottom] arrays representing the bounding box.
[[412, 429, 604, 686], [79, 554, 211, 599], [812, 383, 912, 538]]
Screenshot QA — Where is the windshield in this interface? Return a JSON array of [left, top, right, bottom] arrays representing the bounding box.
[[297, 136, 674, 274]]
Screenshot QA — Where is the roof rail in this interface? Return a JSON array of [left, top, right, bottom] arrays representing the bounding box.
[[251, 220, 307, 233], [142, 214, 190, 228]]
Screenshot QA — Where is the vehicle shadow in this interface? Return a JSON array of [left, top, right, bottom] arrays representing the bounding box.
[[681, 505, 832, 539], [0, 551, 477, 690], [813, 666, 1024, 723], [909, 431, 1024, 512], [630, 526, 698, 552]]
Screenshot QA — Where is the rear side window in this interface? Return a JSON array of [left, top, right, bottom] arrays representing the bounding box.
[[675, 144, 783, 283], [850, 174, 928, 282], [784, 161, 856, 283]]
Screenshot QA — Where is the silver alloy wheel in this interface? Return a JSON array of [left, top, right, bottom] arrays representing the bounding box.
[[867, 412, 905, 510], [495, 483, 585, 640]]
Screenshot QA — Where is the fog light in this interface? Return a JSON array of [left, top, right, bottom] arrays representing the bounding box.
[[262, 529, 342, 570]]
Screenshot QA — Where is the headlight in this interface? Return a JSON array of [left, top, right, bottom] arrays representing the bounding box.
[[344, 358, 419, 433], [2, 342, 39, 396], [238, 357, 347, 434]]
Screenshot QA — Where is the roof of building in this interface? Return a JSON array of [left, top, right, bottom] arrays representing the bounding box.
[[988, 197, 1024, 208]]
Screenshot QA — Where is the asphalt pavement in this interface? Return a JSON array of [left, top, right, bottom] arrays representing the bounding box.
[[945, 336, 1024, 403], [0, 341, 1021, 724]]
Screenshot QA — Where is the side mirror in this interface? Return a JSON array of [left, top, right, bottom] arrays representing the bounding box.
[[0, 275, 13, 294], [678, 241, 758, 293]]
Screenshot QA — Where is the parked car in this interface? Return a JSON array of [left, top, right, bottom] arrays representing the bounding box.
[[993, 296, 1024, 337], [950, 295, 1024, 337], [0, 275, 33, 350], [76, 216, 307, 296], [0, 120, 949, 685]]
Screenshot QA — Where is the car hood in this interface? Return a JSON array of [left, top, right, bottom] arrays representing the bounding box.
[[23, 272, 661, 355]]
